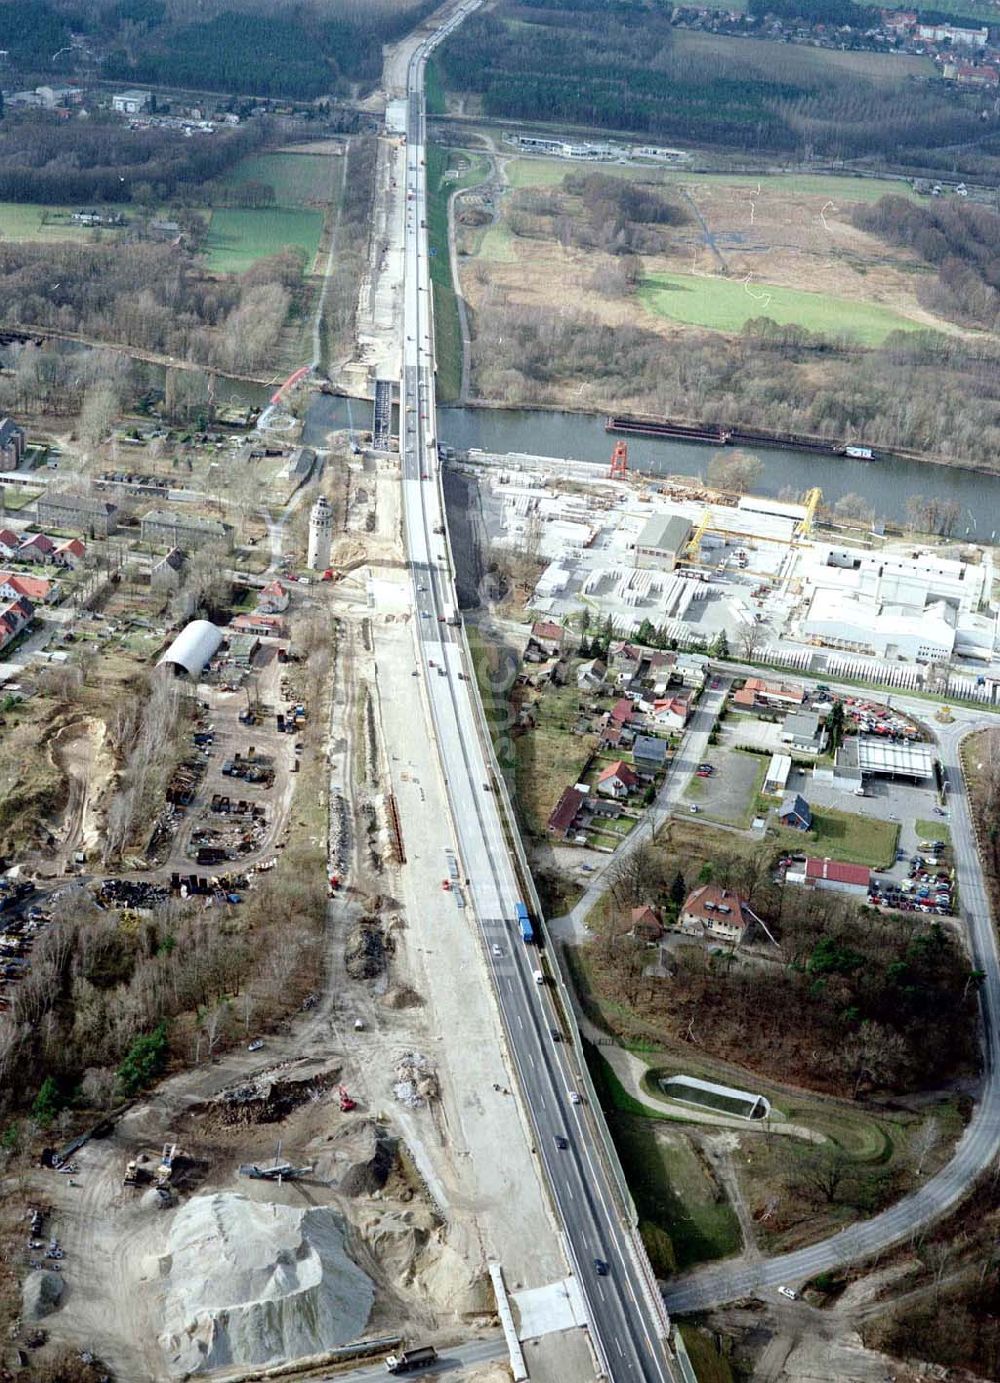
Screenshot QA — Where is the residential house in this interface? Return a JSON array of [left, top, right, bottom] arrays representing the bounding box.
[[229, 612, 286, 639], [0, 418, 26, 472], [576, 657, 607, 691], [632, 735, 667, 774], [786, 857, 870, 897], [672, 652, 709, 690], [630, 905, 664, 943], [0, 529, 21, 558], [16, 533, 55, 564], [547, 785, 586, 839], [917, 22, 987, 46], [777, 792, 812, 831], [609, 696, 635, 727], [596, 760, 640, 799], [258, 579, 290, 614], [37, 492, 119, 537], [150, 547, 187, 592], [679, 884, 748, 944], [530, 620, 566, 656], [650, 693, 691, 732], [732, 676, 805, 711], [599, 721, 629, 751], [608, 641, 676, 692], [0, 572, 52, 604], [780, 710, 827, 755], [112, 89, 152, 114], [0, 595, 33, 651], [52, 538, 85, 569]]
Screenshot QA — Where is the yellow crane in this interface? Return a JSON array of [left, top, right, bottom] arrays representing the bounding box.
[[686, 507, 712, 562], [797, 487, 822, 539]]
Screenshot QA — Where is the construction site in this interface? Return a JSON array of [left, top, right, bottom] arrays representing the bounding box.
[[458, 441, 1000, 702]]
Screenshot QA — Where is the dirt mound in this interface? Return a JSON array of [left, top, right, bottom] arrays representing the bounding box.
[[381, 984, 423, 1010], [206, 1059, 342, 1127], [22, 1269, 64, 1319], [345, 918, 392, 980], [158, 1193, 374, 1377], [339, 1123, 397, 1198], [360, 1209, 490, 1319]]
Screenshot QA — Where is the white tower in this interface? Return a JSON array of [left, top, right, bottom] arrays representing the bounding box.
[[307, 495, 333, 571]]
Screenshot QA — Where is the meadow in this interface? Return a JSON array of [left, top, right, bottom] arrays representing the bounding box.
[[203, 207, 323, 273], [638, 269, 921, 344]]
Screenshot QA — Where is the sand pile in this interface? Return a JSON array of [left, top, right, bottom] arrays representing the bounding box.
[[158, 1193, 374, 1376]]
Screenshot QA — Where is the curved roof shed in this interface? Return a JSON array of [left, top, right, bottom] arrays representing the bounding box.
[[158, 619, 223, 678]]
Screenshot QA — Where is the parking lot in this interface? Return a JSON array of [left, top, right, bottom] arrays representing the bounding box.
[[683, 747, 766, 828]]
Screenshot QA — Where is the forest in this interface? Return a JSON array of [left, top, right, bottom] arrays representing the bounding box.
[[436, 3, 987, 163], [0, 239, 306, 374], [0, 0, 438, 98], [0, 113, 266, 205], [853, 194, 1000, 332], [507, 172, 689, 258]]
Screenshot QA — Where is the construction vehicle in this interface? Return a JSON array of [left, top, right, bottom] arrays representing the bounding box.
[[385, 1345, 438, 1374], [337, 1086, 356, 1113], [122, 1157, 148, 1188], [156, 1143, 177, 1189]]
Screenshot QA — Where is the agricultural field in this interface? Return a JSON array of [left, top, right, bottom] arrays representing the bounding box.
[[638, 270, 920, 345], [218, 150, 341, 207], [673, 28, 934, 83], [203, 207, 324, 273]]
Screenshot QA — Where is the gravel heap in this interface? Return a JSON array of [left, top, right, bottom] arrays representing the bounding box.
[[158, 1193, 374, 1376]]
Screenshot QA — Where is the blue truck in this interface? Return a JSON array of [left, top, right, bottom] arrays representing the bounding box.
[[515, 901, 534, 943]]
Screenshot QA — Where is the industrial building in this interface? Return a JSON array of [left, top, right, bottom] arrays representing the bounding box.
[[633, 514, 692, 572], [158, 620, 223, 678]]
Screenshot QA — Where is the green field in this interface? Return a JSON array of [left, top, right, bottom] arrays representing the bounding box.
[[639, 270, 920, 344], [0, 202, 128, 244], [915, 819, 950, 844], [777, 806, 899, 868], [203, 207, 323, 273], [219, 151, 336, 206]]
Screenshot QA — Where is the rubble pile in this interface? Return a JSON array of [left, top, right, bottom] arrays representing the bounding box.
[[393, 1053, 439, 1109]]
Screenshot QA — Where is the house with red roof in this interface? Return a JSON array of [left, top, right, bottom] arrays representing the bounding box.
[[650, 693, 691, 732], [630, 905, 664, 942], [530, 620, 566, 656], [596, 760, 640, 799], [547, 786, 586, 839], [680, 884, 748, 943], [230, 612, 286, 638], [0, 571, 52, 604], [52, 537, 86, 569], [0, 529, 20, 558], [17, 533, 55, 563], [0, 595, 34, 650], [258, 579, 290, 614]]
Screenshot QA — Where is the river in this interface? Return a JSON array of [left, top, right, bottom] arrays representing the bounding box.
[[303, 394, 1000, 537]]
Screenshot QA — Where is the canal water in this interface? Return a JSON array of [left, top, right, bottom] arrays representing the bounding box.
[[304, 394, 1000, 537]]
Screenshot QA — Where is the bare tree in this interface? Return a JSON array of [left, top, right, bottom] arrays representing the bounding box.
[[909, 1115, 940, 1176]]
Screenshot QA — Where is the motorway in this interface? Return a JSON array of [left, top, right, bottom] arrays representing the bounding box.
[[664, 689, 1000, 1314], [394, 7, 679, 1380]]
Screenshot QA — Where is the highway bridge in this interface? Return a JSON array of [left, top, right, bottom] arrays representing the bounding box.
[[394, 5, 682, 1380]]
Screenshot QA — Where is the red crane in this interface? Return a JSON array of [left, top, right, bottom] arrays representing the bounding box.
[[608, 440, 628, 480]]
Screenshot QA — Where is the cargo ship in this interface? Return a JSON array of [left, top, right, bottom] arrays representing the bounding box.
[[606, 414, 877, 460]]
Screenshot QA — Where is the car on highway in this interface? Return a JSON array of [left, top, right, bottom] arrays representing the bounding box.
[[594, 1258, 609, 1276], [441, 880, 451, 891], [689, 805, 700, 814], [777, 1285, 798, 1300], [554, 1135, 568, 1150], [533, 970, 545, 985], [550, 1027, 561, 1042], [568, 1091, 581, 1105], [491, 944, 502, 957]]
